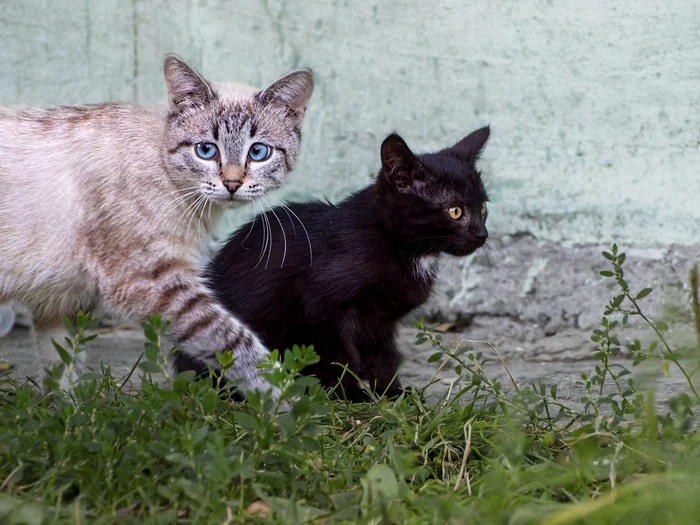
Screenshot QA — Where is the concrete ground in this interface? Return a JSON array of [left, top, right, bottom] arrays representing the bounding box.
[[2, 235, 698, 412], [1, 318, 695, 413]]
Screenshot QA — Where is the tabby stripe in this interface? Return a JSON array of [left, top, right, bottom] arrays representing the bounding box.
[[179, 313, 217, 342], [212, 330, 242, 358], [174, 293, 209, 319], [150, 259, 190, 280], [240, 332, 253, 349], [166, 141, 194, 154], [157, 283, 190, 313]]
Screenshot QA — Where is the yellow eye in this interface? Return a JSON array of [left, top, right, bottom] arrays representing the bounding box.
[[448, 207, 463, 220], [481, 203, 487, 216]]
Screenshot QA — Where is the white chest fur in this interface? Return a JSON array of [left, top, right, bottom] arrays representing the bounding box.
[[412, 254, 440, 282]]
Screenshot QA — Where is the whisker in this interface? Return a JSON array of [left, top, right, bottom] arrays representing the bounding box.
[[483, 242, 500, 268], [147, 190, 198, 228], [195, 197, 211, 254], [160, 185, 201, 198], [263, 197, 287, 269], [185, 195, 206, 245], [241, 205, 258, 245], [169, 194, 205, 256], [276, 199, 297, 237], [279, 203, 312, 267], [144, 190, 199, 245], [263, 206, 273, 270], [254, 202, 269, 269]]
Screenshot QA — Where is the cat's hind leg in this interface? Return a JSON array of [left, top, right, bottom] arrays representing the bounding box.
[[364, 338, 404, 399]]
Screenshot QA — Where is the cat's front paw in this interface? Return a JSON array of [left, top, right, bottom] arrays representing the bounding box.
[[222, 335, 285, 403]]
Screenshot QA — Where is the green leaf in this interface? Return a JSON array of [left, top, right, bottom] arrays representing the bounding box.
[[427, 352, 442, 363], [145, 344, 158, 363], [200, 389, 218, 415], [655, 321, 669, 332], [61, 317, 76, 335], [276, 413, 296, 435], [191, 426, 209, 445], [149, 314, 162, 330], [361, 464, 399, 508], [602, 251, 614, 260], [215, 350, 234, 368], [52, 341, 72, 366], [165, 453, 189, 465], [390, 446, 417, 477], [138, 361, 162, 374], [234, 412, 259, 433], [156, 485, 175, 500], [292, 395, 312, 418], [636, 288, 653, 300], [83, 441, 102, 452], [84, 318, 100, 330], [294, 376, 320, 389], [600, 271, 614, 277], [6, 502, 45, 525], [140, 321, 159, 343], [77, 311, 86, 324]]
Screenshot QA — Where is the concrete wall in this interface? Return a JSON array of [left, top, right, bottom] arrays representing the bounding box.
[[2, 0, 699, 247], [2, 0, 699, 382]]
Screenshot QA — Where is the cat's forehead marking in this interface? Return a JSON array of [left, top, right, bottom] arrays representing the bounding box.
[[213, 82, 258, 104]]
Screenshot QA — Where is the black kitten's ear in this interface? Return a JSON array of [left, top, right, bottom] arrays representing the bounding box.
[[447, 126, 490, 163], [163, 54, 215, 112], [381, 134, 418, 193], [258, 69, 315, 127]]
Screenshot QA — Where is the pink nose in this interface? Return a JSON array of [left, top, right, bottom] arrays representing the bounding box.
[[223, 180, 242, 194]]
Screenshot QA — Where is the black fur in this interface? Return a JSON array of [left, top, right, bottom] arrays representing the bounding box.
[[205, 127, 491, 400]]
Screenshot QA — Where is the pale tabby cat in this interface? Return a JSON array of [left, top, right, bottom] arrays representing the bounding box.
[[0, 55, 314, 397]]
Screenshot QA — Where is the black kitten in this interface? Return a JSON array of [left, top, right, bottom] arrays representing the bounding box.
[[203, 127, 491, 400]]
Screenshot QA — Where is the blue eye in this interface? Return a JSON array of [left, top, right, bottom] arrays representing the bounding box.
[[195, 142, 218, 160], [248, 143, 271, 162]]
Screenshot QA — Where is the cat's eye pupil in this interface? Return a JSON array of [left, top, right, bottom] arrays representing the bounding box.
[[248, 142, 271, 162], [448, 207, 462, 220], [195, 142, 218, 160]]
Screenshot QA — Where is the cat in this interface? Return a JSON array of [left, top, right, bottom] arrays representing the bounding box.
[[0, 54, 314, 398], [203, 126, 491, 400]]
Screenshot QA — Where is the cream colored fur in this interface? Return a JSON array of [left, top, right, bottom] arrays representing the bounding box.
[[0, 55, 314, 397]]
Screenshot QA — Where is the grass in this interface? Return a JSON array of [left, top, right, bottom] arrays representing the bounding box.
[[1, 245, 700, 524]]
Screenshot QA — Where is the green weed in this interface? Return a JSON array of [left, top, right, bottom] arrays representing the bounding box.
[[1, 246, 699, 524]]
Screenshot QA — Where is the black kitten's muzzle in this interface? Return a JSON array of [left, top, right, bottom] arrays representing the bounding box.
[[445, 241, 486, 257]]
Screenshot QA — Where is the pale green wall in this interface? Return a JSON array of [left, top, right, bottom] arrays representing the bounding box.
[[2, 0, 698, 246]]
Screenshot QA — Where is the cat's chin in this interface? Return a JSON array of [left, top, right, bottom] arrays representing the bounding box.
[[443, 243, 485, 257], [209, 195, 253, 209]]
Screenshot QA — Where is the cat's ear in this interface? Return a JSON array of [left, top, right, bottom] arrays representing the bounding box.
[[258, 69, 315, 126], [163, 54, 215, 112], [447, 126, 490, 164], [381, 134, 419, 194]]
